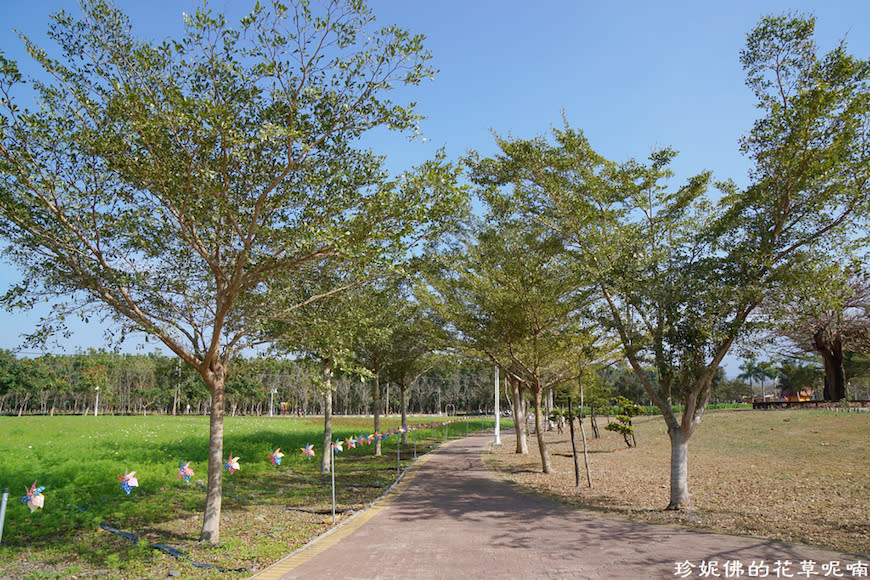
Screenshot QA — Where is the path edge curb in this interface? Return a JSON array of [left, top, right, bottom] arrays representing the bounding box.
[[249, 435, 471, 579]]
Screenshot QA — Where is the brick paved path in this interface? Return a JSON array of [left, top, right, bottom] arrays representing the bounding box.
[[253, 433, 866, 580]]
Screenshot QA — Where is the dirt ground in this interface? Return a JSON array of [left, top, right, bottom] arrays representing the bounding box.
[[487, 409, 870, 557]]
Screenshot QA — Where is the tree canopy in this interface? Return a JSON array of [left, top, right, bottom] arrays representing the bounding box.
[[0, 0, 467, 542], [417, 216, 595, 472], [466, 13, 869, 509]]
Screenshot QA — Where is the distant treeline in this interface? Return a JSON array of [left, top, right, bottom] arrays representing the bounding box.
[[1, 348, 766, 418], [0, 349, 498, 417]]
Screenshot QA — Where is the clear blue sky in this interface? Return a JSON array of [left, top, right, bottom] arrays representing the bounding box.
[[1, 0, 868, 372]]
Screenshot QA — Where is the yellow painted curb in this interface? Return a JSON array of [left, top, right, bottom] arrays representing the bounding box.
[[249, 448, 441, 579]]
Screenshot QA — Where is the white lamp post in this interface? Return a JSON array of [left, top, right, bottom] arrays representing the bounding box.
[[94, 386, 100, 417], [270, 388, 277, 417]]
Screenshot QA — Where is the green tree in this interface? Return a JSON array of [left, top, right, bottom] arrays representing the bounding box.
[[0, 0, 465, 542], [600, 363, 656, 405], [0, 349, 31, 414], [709, 367, 753, 403], [766, 269, 870, 400], [270, 270, 374, 473], [581, 377, 611, 438], [383, 295, 440, 443], [351, 279, 425, 456], [737, 355, 777, 401], [843, 352, 870, 399], [605, 395, 644, 448], [775, 357, 821, 399], [418, 218, 590, 473], [469, 12, 868, 509]]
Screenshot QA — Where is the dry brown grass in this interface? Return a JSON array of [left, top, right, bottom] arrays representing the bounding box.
[[487, 409, 870, 557]]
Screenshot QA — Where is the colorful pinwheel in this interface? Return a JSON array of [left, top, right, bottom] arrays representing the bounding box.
[[366, 434, 376, 444], [346, 437, 357, 449], [224, 454, 240, 474], [178, 461, 194, 483], [301, 443, 315, 459], [118, 471, 139, 495], [268, 448, 284, 466], [332, 440, 343, 452], [357, 435, 367, 446], [20, 481, 45, 513]]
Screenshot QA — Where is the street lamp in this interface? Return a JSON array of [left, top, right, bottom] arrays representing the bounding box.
[[270, 388, 278, 417], [94, 386, 100, 417]]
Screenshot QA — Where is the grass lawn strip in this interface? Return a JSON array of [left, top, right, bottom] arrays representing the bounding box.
[[0, 415, 483, 579]]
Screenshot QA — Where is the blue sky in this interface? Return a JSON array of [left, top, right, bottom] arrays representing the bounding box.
[[0, 0, 868, 372]]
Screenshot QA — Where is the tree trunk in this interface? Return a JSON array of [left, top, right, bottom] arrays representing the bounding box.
[[199, 361, 226, 543], [576, 382, 594, 488], [373, 374, 382, 456], [590, 411, 600, 438], [666, 426, 691, 510], [320, 359, 334, 475], [567, 396, 580, 487], [532, 387, 551, 474], [509, 376, 528, 454], [815, 330, 846, 401]]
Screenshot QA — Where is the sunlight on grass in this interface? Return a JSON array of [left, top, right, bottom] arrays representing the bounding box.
[[0, 414, 499, 578]]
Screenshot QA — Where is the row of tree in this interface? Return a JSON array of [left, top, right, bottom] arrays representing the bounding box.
[[0, 349, 498, 417], [1, 2, 867, 542], [2, 346, 781, 418], [412, 12, 869, 514]]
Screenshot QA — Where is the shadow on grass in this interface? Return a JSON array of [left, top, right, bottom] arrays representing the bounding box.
[[1, 420, 495, 576]]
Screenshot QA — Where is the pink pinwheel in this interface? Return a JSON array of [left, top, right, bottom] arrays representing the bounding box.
[[178, 461, 195, 483], [301, 443, 315, 459], [21, 481, 45, 513], [268, 448, 285, 466], [346, 437, 357, 449], [366, 434, 376, 444], [118, 471, 139, 495], [224, 454, 240, 474], [357, 435, 367, 446]]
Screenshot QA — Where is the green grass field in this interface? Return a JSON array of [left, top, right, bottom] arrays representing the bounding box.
[[0, 414, 495, 578]]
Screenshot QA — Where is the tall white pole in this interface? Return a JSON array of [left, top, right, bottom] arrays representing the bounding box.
[[494, 366, 501, 446], [0, 487, 8, 545], [330, 443, 336, 524], [94, 387, 99, 417]]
